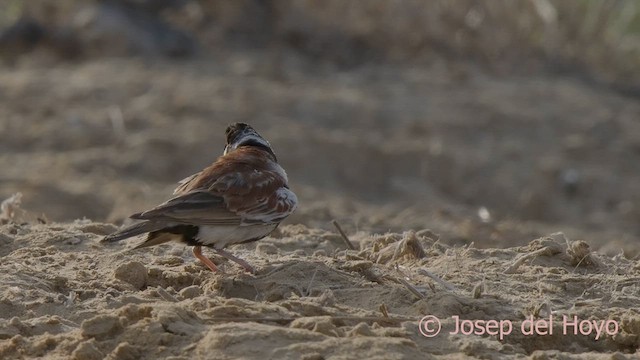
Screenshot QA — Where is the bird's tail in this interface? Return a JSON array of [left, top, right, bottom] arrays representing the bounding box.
[[101, 221, 163, 243]]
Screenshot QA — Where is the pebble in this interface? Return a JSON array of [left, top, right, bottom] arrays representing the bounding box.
[[80, 315, 121, 338], [114, 262, 148, 290], [255, 243, 278, 255], [179, 285, 202, 300], [71, 339, 104, 360]]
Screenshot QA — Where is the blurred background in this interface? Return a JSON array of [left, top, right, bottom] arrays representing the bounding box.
[[1, 0, 640, 255]]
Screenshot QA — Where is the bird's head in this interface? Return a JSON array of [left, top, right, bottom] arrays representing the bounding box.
[[224, 123, 276, 160]]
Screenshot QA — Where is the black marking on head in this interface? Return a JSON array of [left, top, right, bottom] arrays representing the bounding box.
[[225, 122, 254, 145], [223, 123, 277, 161], [240, 139, 277, 161]]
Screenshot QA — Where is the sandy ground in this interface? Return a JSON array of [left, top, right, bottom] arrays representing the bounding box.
[[1, 51, 640, 358], [1, 222, 639, 359]]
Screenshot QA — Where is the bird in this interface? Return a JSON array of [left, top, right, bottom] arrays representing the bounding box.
[[102, 123, 298, 273]]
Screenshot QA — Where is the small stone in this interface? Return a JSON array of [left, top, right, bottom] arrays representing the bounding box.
[[117, 304, 153, 321], [292, 249, 306, 256], [567, 240, 593, 266], [347, 322, 375, 337], [179, 285, 202, 300], [109, 342, 141, 360], [0, 322, 19, 339], [9, 317, 21, 327], [66, 237, 82, 245], [81, 315, 122, 339], [72, 339, 104, 360], [290, 316, 339, 337], [255, 243, 278, 255], [0, 234, 14, 245], [312, 250, 327, 257], [114, 262, 148, 290]]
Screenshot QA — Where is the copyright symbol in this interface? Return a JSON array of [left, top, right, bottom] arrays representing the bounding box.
[[419, 315, 441, 337]]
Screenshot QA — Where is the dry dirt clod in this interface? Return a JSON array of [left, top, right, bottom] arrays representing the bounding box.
[[567, 240, 596, 267], [179, 285, 202, 300], [71, 339, 104, 360], [0, 193, 23, 224], [113, 261, 148, 290], [504, 235, 565, 274], [255, 243, 279, 255], [80, 315, 122, 339]]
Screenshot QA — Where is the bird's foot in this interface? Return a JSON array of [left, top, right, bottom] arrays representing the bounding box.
[[215, 248, 255, 274], [192, 245, 219, 272]]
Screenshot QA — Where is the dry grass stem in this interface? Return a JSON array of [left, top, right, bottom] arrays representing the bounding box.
[[332, 220, 356, 250], [418, 268, 459, 292]]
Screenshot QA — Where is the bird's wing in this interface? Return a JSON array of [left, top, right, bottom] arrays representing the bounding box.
[[236, 187, 298, 224], [141, 148, 297, 226], [131, 191, 242, 226], [213, 169, 297, 225], [101, 220, 165, 243], [173, 172, 201, 194]]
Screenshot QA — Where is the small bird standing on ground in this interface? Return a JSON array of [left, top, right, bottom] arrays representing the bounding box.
[[102, 123, 297, 273]]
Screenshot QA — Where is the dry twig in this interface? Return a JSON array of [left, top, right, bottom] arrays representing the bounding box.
[[332, 220, 356, 250], [393, 276, 426, 300], [417, 268, 459, 292]]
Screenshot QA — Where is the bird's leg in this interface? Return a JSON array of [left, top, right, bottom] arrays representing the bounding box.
[[192, 246, 219, 272], [214, 248, 255, 274]]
